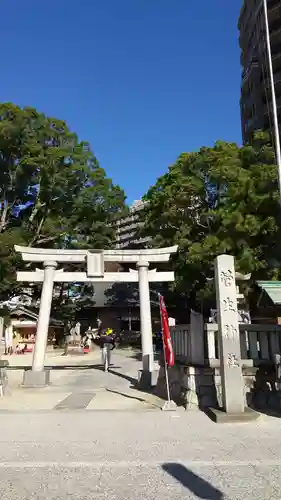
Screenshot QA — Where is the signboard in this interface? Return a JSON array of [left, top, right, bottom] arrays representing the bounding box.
[[87, 251, 104, 277]]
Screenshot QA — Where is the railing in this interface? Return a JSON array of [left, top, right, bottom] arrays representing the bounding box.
[[171, 324, 190, 363], [170, 323, 281, 366]]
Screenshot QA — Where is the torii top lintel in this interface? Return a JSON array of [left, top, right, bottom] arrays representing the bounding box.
[[14, 245, 178, 264]]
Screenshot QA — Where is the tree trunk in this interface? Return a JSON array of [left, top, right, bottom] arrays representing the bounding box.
[[29, 182, 44, 223], [0, 200, 8, 232], [28, 215, 45, 246]]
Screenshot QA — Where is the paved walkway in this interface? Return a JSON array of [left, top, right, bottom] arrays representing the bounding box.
[[1, 410, 281, 498], [1, 347, 99, 367], [0, 350, 163, 411], [1, 350, 281, 498]]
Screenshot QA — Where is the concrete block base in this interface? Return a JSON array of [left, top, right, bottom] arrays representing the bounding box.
[[22, 369, 51, 388], [206, 406, 260, 424], [138, 369, 158, 390]]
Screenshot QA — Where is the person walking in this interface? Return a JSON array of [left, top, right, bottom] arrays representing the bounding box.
[[99, 328, 116, 372], [63, 321, 72, 356]]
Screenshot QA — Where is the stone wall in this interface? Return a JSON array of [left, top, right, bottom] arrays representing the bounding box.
[[156, 362, 281, 412]]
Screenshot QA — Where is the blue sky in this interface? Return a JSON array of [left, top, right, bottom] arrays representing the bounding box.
[[1, 0, 242, 203]]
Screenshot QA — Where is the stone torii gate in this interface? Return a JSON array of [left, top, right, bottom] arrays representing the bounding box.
[[14, 245, 177, 387]]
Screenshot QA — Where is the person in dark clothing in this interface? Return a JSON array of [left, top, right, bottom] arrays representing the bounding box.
[[99, 328, 116, 371], [155, 330, 163, 352]]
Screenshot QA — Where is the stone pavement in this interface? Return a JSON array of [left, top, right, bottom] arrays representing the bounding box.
[[1, 347, 99, 367], [1, 410, 281, 499], [0, 350, 163, 411], [2, 349, 281, 498]]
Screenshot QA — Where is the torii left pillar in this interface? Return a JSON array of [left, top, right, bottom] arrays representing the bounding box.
[[23, 261, 57, 387]]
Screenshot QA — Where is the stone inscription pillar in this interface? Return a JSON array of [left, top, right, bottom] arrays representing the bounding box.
[[215, 254, 244, 413], [137, 261, 154, 386]]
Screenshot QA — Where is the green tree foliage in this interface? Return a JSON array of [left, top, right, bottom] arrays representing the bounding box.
[[0, 102, 127, 300], [68, 168, 128, 249], [141, 133, 280, 308]]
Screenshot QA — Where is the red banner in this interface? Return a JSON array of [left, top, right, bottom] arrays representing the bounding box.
[[159, 295, 174, 367]]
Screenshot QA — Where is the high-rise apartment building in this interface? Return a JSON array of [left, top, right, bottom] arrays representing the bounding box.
[[239, 0, 281, 143], [114, 200, 150, 249]]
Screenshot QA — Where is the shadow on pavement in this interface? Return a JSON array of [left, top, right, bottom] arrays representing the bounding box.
[[8, 364, 102, 371], [105, 388, 147, 402], [105, 368, 162, 405], [162, 463, 224, 500], [106, 368, 138, 386]]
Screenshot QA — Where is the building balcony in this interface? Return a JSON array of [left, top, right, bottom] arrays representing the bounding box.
[[264, 95, 281, 115], [272, 50, 281, 71], [118, 231, 136, 241], [115, 210, 143, 227], [264, 69, 281, 90], [118, 222, 139, 234], [268, 4, 281, 30], [117, 235, 151, 250], [270, 26, 281, 46], [242, 60, 260, 86], [268, 0, 281, 20]]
